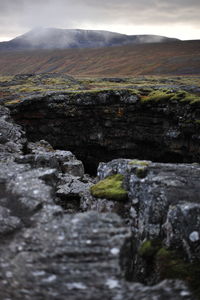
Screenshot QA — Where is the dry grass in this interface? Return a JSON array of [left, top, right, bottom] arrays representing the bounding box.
[[0, 40, 199, 76]]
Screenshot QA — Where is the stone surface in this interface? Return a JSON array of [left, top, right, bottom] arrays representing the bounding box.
[[163, 202, 200, 261], [16, 139, 84, 175], [0, 105, 26, 161], [0, 104, 198, 299], [56, 174, 93, 213], [62, 160, 84, 177], [0, 210, 194, 300], [94, 159, 200, 262]]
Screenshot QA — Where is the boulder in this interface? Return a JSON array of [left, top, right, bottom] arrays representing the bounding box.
[[93, 159, 200, 261]]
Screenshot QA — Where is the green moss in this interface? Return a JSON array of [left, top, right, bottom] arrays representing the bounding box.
[[127, 88, 140, 95], [18, 86, 45, 93], [136, 167, 148, 178], [138, 240, 161, 258], [4, 99, 21, 105], [0, 75, 13, 82], [140, 89, 200, 105], [90, 174, 128, 201], [129, 160, 149, 167], [170, 91, 187, 101], [185, 94, 200, 104], [141, 90, 173, 102], [156, 247, 200, 299], [138, 241, 200, 298], [129, 160, 149, 178], [171, 91, 200, 104]]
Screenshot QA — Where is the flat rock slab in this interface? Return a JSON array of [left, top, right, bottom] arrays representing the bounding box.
[[0, 211, 193, 300]]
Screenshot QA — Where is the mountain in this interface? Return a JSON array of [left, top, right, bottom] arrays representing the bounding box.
[[0, 40, 199, 76], [0, 28, 179, 51]]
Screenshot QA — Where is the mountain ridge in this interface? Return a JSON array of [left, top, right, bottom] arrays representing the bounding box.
[[0, 27, 179, 51]]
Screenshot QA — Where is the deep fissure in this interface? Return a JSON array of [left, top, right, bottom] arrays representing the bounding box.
[[1, 94, 199, 298], [9, 90, 200, 175]]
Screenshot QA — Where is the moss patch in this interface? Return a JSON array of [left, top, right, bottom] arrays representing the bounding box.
[[90, 174, 128, 201], [141, 90, 173, 102], [140, 89, 200, 104], [129, 160, 149, 178], [138, 240, 161, 258], [136, 167, 148, 178], [171, 91, 200, 104], [138, 240, 200, 299], [4, 99, 21, 105], [156, 247, 200, 299], [129, 160, 149, 167]]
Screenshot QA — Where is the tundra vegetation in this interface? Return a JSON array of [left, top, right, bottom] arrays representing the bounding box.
[[0, 74, 199, 106]]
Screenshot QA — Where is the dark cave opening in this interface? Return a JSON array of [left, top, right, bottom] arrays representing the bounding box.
[[54, 143, 190, 176], [9, 95, 200, 176], [19, 130, 196, 176]]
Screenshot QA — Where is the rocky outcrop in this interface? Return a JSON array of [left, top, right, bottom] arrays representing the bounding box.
[[0, 105, 26, 162], [0, 209, 193, 300], [8, 90, 200, 173], [93, 158, 200, 256], [0, 104, 197, 299], [87, 158, 200, 294]]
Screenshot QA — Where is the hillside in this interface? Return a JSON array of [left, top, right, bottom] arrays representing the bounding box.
[[0, 28, 178, 51], [0, 40, 199, 76]]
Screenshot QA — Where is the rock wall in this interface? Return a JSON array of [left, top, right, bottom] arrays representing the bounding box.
[[0, 104, 196, 299], [8, 90, 200, 173], [84, 158, 200, 294]]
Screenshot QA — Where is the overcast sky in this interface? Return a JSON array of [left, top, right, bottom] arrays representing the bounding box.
[[0, 0, 199, 41]]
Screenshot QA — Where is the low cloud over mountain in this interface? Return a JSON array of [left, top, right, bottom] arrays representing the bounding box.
[[0, 28, 179, 50]]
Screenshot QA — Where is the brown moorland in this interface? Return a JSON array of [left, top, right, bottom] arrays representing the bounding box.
[[0, 40, 199, 76]]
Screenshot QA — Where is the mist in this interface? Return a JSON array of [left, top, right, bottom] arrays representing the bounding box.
[[0, 0, 199, 41]]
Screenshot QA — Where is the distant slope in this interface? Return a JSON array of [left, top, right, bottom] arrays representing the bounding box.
[[0, 40, 199, 76], [0, 28, 179, 51]]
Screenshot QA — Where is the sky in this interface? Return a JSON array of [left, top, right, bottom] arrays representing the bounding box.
[[0, 0, 199, 42]]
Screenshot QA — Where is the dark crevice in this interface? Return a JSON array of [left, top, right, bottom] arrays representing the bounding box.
[[55, 195, 81, 213], [9, 93, 200, 175]]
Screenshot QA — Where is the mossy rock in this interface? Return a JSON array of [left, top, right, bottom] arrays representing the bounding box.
[[140, 89, 200, 104], [138, 241, 200, 298], [141, 90, 173, 102], [128, 160, 149, 178], [129, 159, 149, 167], [136, 167, 148, 178], [156, 247, 200, 299], [90, 174, 128, 201], [138, 240, 161, 258], [4, 99, 21, 105]]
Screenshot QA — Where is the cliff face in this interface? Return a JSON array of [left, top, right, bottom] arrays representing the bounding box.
[[1, 104, 196, 300], [8, 90, 200, 173]]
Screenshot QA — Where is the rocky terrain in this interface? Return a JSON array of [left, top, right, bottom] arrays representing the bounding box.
[[2, 74, 200, 173], [0, 74, 200, 299]]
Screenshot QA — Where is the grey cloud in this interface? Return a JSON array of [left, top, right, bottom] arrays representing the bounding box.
[[0, 0, 199, 39]]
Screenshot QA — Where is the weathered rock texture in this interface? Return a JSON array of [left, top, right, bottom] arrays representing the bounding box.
[[0, 104, 197, 299], [8, 90, 200, 173], [85, 158, 200, 293], [92, 159, 200, 261], [0, 105, 26, 161]]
